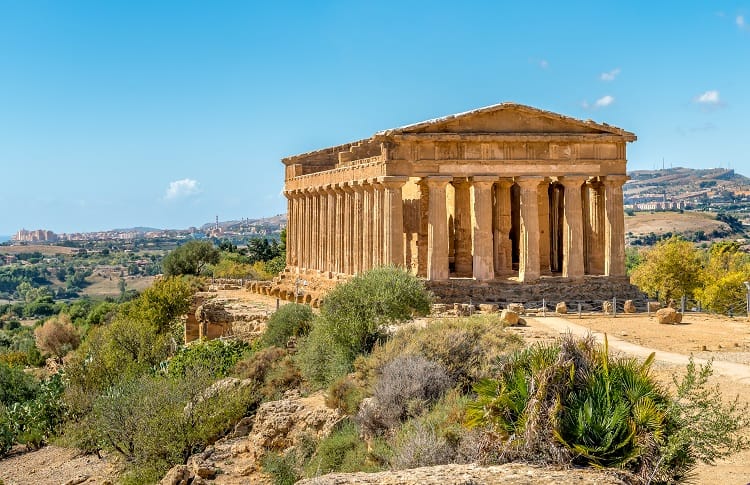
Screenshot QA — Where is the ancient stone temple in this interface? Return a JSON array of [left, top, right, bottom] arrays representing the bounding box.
[[264, 103, 642, 304]]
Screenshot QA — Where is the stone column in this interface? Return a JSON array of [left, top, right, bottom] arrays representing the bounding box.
[[352, 181, 364, 274], [604, 175, 628, 277], [453, 178, 472, 276], [318, 187, 328, 273], [303, 189, 312, 270], [516, 177, 542, 283], [585, 179, 605, 275], [284, 191, 294, 268], [372, 180, 383, 268], [362, 182, 373, 272], [381, 176, 407, 267], [311, 189, 320, 271], [425, 176, 451, 280], [324, 185, 336, 273], [335, 184, 345, 273], [537, 180, 551, 274], [471, 176, 495, 281], [561, 176, 587, 280], [494, 179, 513, 276], [295, 190, 304, 272], [341, 183, 354, 274]]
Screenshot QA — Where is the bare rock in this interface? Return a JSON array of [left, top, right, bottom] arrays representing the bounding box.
[[648, 301, 661, 312], [602, 301, 613, 314], [62, 476, 90, 485], [295, 462, 628, 485], [479, 303, 499, 313], [431, 303, 449, 314], [623, 300, 636, 313], [656, 307, 682, 324], [159, 465, 192, 485], [499, 309, 519, 325], [507, 303, 525, 315], [555, 302, 567, 314]]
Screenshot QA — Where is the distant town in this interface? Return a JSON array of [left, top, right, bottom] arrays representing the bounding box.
[[8, 214, 287, 246]]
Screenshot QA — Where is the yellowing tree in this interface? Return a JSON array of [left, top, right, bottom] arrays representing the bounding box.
[[696, 242, 750, 313], [630, 236, 704, 302]]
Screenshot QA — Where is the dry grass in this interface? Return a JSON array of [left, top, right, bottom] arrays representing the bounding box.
[[624, 211, 728, 236], [82, 275, 156, 298], [0, 245, 78, 256]]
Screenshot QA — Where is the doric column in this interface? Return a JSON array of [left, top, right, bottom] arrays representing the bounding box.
[[381, 176, 407, 267], [516, 177, 542, 283], [362, 182, 373, 272], [471, 176, 495, 281], [342, 183, 354, 274], [561, 176, 587, 280], [334, 184, 345, 273], [284, 191, 294, 268], [537, 180, 551, 274], [453, 178, 472, 276], [585, 179, 605, 275], [352, 181, 364, 274], [311, 188, 320, 271], [604, 175, 628, 277], [372, 180, 383, 268], [303, 189, 312, 270], [295, 190, 303, 272], [324, 185, 336, 273], [494, 179, 513, 276], [425, 176, 451, 280], [318, 187, 328, 272]]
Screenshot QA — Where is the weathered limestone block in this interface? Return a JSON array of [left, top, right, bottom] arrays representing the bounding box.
[[431, 303, 449, 314], [159, 465, 192, 485], [507, 303, 525, 315], [656, 307, 682, 324], [648, 301, 661, 312], [555, 302, 567, 314], [479, 303, 499, 313], [453, 303, 474, 316], [500, 309, 519, 325], [623, 300, 636, 313], [602, 301, 613, 314]]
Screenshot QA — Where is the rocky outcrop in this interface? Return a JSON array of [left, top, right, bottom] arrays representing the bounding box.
[[160, 391, 341, 485], [186, 295, 270, 343], [296, 462, 628, 484], [555, 302, 567, 314], [500, 309, 520, 325], [623, 300, 636, 313], [656, 307, 683, 324]]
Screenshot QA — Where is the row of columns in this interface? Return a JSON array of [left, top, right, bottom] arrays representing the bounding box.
[[285, 173, 627, 283], [285, 176, 408, 274]]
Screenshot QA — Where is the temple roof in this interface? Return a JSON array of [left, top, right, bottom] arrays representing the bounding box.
[[376, 102, 636, 140]]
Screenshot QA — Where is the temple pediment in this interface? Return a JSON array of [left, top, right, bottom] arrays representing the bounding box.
[[378, 103, 636, 140]]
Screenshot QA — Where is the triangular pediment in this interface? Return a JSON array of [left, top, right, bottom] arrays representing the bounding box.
[[377, 103, 635, 139]]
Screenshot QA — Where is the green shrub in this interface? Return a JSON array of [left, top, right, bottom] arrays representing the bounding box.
[[262, 451, 300, 485], [89, 370, 257, 481], [298, 267, 432, 387], [0, 361, 38, 406], [357, 316, 523, 391], [0, 405, 15, 455], [465, 334, 750, 482], [167, 339, 250, 378], [232, 346, 301, 401], [261, 303, 314, 348], [326, 376, 365, 415], [304, 420, 384, 477]]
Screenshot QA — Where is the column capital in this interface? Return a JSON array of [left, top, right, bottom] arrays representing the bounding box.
[[497, 177, 514, 189], [602, 174, 629, 187], [423, 175, 453, 187], [558, 175, 589, 189], [378, 175, 408, 188], [471, 175, 497, 185], [515, 176, 544, 188]]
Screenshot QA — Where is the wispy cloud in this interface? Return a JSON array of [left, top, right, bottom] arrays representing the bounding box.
[[539, 59, 549, 69], [600, 68, 621, 81], [694, 90, 722, 105], [164, 179, 200, 200], [582, 95, 615, 110], [738, 15, 746, 29]]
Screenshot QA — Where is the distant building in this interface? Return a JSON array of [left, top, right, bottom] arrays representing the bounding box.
[[12, 228, 58, 243]]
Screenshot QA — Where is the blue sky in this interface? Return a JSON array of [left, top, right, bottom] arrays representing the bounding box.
[[0, 1, 748, 235]]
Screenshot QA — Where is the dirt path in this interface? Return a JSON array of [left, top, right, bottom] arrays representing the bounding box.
[[526, 316, 750, 383]]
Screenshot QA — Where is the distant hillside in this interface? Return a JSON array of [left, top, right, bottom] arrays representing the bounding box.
[[626, 167, 750, 196], [200, 214, 287, 232]]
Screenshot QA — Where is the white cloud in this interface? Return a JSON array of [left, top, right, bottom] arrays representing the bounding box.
[[695, 90, 721, 105], [600, 67, 621, 81], [164, 178, 200, 200], [594, 95, 615, 107], [737, 15, 746, 28]]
